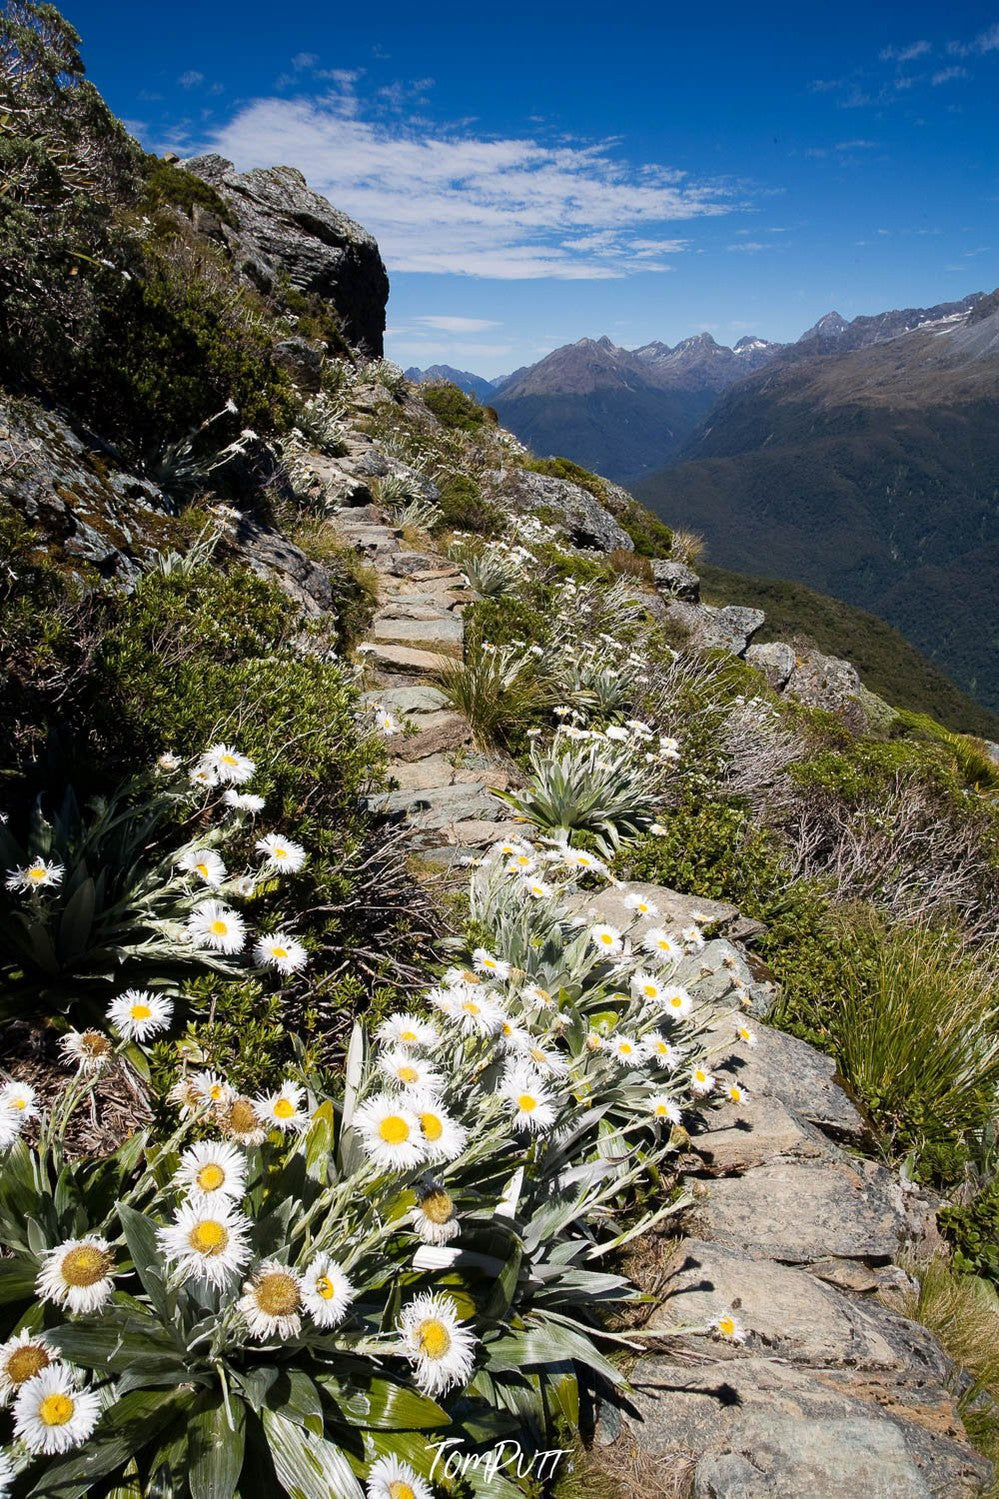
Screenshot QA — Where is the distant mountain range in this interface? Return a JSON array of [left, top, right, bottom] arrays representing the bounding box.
[[634, 290, 999, 711], [403, 364, 498, 403]]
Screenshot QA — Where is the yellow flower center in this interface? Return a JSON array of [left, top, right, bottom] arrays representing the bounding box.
[[642, 985, 657, 998], [210, 920, 229, 936], [39, 1392, 74, 1427], [189, 1220, 228, 1255], [81, 1031, 111, 1056], [517, 1094, 537, 1113], [130, 1002, 152, 1021], [416, 1317, 452, 1361], [5, 1344, 50, 1385], [273, 1098, 295, 1120], [397, 1065, 419, 1085], [61, 1245, 111, 1288], [400, 1030, 417, 1043], [11, 1096, 26, 1111], [419, 1111, 444, 1142], [388, 1482, 416, 1499], [208, 1084, 225, 1101], [220, 755, 238, 766], [717, 1316, 736, 1337], [196, 1163, 226, 1192], [273, 848, 288, 860], [420, 1189, 454, 1225], [315, 1274, 337, 1301], [461, 971, 481, 984], [195, 863, 210, 878], [271, 947, 288, 960], [254, 1272, 300, 1317], [599, 933, 613, 945], [655, 1105, 669, 1117], [27, 866, 47, 882], [379, 1115, 410, 1145], [461, 1001, 480, 1016]]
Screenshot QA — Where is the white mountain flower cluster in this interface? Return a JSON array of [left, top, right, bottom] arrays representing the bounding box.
[[0, 814, 748, 1496]]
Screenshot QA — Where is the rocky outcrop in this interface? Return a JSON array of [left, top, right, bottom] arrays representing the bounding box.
[[588, 880, 989, 1497], [651, 557, 700, 601], [661, 598, 766, 656], [183, 156, 389, 354], [487, 466, 634, 552]]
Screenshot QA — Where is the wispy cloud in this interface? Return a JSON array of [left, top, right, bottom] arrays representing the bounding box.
[[932, 66, 969, 84], [178, 70, 204, 90], [727, 241, 768, 253], [879, 40, 931, 62], [948, 21, 999, 56], [835, 138, 878, 150], [203, 87, 739, 280], [412, 315, 500, 332]]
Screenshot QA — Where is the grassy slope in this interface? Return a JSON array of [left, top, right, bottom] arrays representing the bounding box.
[[699, 563, 999, 739]]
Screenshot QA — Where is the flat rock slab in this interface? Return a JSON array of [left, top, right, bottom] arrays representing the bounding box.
[[709, 1021, 867, 1144], [699, 1160, 906, 1264], [693, 1091, 834, 1175], [652, 1239, 950, 1378], [361, 642, 448, 675], [606, 1355, 988, 1499], [388, 717, 472, 761], [388, 755, 506, 794], [362, 685, 449, 714], [568, 882, 741, 936], [370, 615, 464, 651], [375, 600, 460, 621], [373, 783, 505, 829]]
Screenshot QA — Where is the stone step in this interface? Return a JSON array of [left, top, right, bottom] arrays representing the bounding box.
[[388, 754, 505, 795], [369, 616, 463, 653], [692, 1091, 835, 1176], [373, 783, 505, 829], [361, 685, 449, 715], [651, 1238, 950, 1376], [389, 716, 472, 761], [374, 600, 461, 622], [361, 642, 449, 676], [698, 1160, 908, 1265]]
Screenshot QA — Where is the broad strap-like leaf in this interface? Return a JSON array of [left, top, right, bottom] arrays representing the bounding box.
[[188, 1393, 246, 1499], [261, 1408, 364, 1499]]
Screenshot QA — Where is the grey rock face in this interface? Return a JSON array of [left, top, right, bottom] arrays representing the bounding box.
[[232, 515, 351, 619], [0, 395, 173, 581], [650, 557, 701, 601], [183, 156, 389, 354], [784, 646, 863, 709], [663, 599, 765, 656], [490, 467, 634, 553], [745, 639, 796, 690]]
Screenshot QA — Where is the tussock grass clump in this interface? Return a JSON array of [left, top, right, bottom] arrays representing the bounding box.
[[827, 925, 999, 1161], [436, 639, 546, 749]]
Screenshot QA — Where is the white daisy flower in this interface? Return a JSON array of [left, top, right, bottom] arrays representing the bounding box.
[[301, 1253, 355, 1329], [36, 1237, 115, 1315], [409, 1093, 468, 1164], [471, 947, 510, 981], [605, 725, 629, 742], [661, 986, 693, 1021], [649, 823, 668, 836], [0, 1331, 53, 1403], [4, 858, 64, 893], [648, 1036, 682, 1069], [13, 1366, 101, 1455], [352, 1095, 426, 1171], [202, 744, 256, 785], [155, 752, 181, 771], [187, 900, 246, 954], [496, 837, 532, 858], [585, 1029, 605, 1052], [690, 1065, 716, 1097], [255, 833, 307, 874], [609, 1034, 644, 1066], [590, 923, 623, 956], [649, 1095, 682, 1126], [563, 849, 608, 876], [643, 928, 683, 964], [189, 764, 216, 789], [178, 848, 227, 888], [499, 1066, 557, 1134], [411, 1183, 460, 1245], [449, 991, 506, 1037], [519, 1040, 569, 1077], [157, 1202, 252, 1288], [189, 1070, 233, 1109], [522, 983, 555, 1009], [215, 1094, 268, 1146], [375, 1013, 438, 1049], [0, 1081, 37, 1122], [736, 1023, 758, 1048], [366, 1454, 433, 1499], [504, 852, 535, 874], [107, 989, 173, 1042], [523, 876, 553, 899], [173, 1140, 247, 1206], [397, 1292, 478, 1396], [59, 1029, 113, 1075], [238, 1260, 303, 1340], [681, 924, 705, 952], [223, 789, 266, 812], [624, 891, 660, 918], [254, 932, 308, 975], [724, 1083, 748, 1106], [374, 707, 402, 735], [254, 1081, 307, 1133], [630, 971, 665, 1005], [711, 1311, 748, 1344], [378, 1048, 443, 1093]]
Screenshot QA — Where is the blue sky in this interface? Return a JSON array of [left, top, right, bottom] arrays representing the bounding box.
[[70, 0, 998, 377]]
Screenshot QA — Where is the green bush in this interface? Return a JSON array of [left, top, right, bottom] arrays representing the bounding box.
[[941, 1182, 999, 1283], [617, 501, 675, 559], [434, 472, 504, 534], [523, 454, 607, 499], [139, 155, 236, 225], [421, 382, 492, 431]]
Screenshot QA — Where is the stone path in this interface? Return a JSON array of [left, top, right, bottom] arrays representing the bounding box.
[[327, 497, 526, 865], [322, 471, 991, 1496], [580, 885, 992, 1497]]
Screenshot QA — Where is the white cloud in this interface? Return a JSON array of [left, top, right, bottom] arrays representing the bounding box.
[[931, 65, 968, 84], [412, 315, 500, 332], [178, 70, 205, 89], [727, 241, 768, 253], [879, 40, 931, 62], [205, 96, 736, 279], [948, 22, 999, 56]]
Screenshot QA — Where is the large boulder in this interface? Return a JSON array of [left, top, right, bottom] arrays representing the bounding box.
[[487, 466, 633, 553], [651, 557, 700, 601], [183, 156, 389, 354]]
